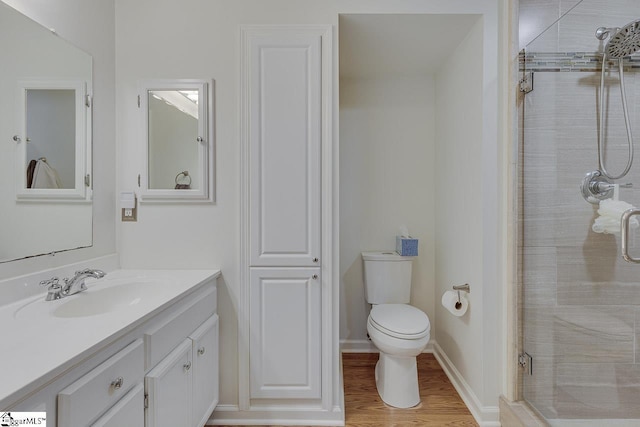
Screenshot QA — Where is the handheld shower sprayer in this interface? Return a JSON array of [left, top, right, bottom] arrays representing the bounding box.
[[582, 20, 640, 204], [593, 20, 640, 181]]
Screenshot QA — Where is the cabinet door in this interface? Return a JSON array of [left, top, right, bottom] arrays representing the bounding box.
[[189, 315, 219, 427], [249, 268, 321, 399], [145, 339, 192, 427], [91, 383, 144, 427], [248, 31, 322, 267]]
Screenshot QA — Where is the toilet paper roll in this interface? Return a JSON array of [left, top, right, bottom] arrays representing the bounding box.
[[441, 290, 469, 317]]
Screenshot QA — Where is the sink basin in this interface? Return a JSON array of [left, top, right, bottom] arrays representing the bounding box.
[[12, 278, 171, 320], [53, 281, 158, 318]]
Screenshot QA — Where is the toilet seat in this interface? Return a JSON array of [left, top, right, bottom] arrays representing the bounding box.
[[369, 304, 430, 340]]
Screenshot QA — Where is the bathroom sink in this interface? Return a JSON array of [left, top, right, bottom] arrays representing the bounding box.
[[53, 281, 158, 318], [12, 278, 171, 320]]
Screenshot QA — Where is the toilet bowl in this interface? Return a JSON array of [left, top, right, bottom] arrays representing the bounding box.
[[367, 303, 430, 408]]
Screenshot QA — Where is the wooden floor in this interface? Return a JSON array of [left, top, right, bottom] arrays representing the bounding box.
[[218, 353, 478, 427], [342, 353, 478, 427]]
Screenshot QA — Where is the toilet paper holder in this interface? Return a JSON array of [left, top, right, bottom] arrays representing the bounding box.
[[452, 283, 470, 309]]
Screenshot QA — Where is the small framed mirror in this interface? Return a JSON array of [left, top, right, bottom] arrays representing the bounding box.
[[139, 79, 213, 202]]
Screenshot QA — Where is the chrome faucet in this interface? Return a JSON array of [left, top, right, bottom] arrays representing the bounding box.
[[41, 269, 106, 300], [62, 268, 106, 296]]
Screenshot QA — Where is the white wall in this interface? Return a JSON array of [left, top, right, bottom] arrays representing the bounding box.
[[339, 76, 436, 345], [115, 0, 501, 416], [0, 0, 116, 280], [434, 16, 501, 416]]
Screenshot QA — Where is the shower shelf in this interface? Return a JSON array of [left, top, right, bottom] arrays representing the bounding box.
[[520, 51, 640, 72]]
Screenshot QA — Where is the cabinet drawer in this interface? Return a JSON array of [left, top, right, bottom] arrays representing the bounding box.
[[144, 285, 216, 370], [91, 383, 144, 427], [58, 339, 144, 427]]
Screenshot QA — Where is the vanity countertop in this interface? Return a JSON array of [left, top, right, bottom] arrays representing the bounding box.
[[0, 268, 220, 408]]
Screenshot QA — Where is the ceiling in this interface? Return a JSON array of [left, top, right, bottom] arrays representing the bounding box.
[[339, 14, 481, 79]]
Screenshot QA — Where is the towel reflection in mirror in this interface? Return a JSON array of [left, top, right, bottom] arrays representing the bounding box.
[[26, 157, 63, 189]]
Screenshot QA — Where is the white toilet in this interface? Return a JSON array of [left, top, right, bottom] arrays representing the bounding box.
[[362, 251, 430, 408]]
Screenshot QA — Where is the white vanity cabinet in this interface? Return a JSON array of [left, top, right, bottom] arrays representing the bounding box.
[[1, 271, 220, 427]]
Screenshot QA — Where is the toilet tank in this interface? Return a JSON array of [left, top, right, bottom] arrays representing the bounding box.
[[362, 251, 414, 304]]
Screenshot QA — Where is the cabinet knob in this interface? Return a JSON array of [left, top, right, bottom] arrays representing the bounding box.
[[198, 347, 206, 356], [313, 258, 319, 263], [184, 361, 192, 371], [110, 377, 124, 390], [312, 274, 318, 280]]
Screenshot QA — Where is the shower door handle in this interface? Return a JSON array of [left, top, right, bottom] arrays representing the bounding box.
[[621, 209, 640, 263]]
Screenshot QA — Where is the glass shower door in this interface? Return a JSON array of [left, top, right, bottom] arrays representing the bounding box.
[[520, 1, 640, 424]]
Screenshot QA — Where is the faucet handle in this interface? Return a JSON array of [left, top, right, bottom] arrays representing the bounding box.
[[40, 277, 64, 301], [39, 277, 60, 287]]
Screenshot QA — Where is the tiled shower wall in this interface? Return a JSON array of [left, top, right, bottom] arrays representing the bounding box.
[[520, 0, 640, 421]]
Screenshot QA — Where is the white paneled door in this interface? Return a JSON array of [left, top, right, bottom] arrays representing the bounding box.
[[248, 30, 322, 268], [241, 24, 332, 412], [249, 268, 321, 399]]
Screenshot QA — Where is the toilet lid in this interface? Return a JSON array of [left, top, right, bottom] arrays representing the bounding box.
[[369, 304, 430, 339]]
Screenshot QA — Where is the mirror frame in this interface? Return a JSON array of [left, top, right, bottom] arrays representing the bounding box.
[[138, 79, 213, 203], [14, 79, 91, 201]]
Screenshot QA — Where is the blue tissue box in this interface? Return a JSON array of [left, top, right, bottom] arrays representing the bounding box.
[[396, 236, 418, 256]]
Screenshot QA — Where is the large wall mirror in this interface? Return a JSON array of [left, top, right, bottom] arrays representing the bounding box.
[[0, 2, 93, 263], [139, 79, 213, 202]]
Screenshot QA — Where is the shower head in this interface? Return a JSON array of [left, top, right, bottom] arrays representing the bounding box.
[[599, 19, 640, 58]]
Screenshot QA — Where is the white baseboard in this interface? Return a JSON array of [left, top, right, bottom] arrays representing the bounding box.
[[340, 339, 435, 354], [339, 339, 376, 353], [207, 404, 344, 426], [434, 342, 500, 427]]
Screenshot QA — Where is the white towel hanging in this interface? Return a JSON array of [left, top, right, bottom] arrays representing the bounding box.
[[32, 158, 63, 189]]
